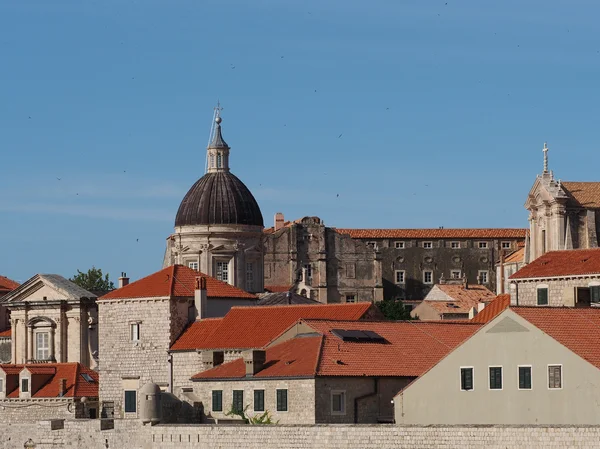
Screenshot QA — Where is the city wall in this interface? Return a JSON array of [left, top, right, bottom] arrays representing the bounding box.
[[4, 420, 600, 449]]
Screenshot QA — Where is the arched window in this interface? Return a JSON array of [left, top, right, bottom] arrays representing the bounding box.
[[27, 317, 56, 362], [217, 153, 222, 168], [210, 154, 215, 168]]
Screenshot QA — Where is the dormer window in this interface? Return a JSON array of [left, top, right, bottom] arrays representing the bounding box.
[[21, 378, 29, 393]]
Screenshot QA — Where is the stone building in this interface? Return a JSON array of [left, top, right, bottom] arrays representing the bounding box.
[[0, 275, 20, 333], [163, 111, 265, 294], [525, 143, 600, 262], [97, 264, 257, 419], [0, 274, 98, 368], [508, 248, 600, 307], [190, 319, 478, 424], [263, 216, 383, 303]]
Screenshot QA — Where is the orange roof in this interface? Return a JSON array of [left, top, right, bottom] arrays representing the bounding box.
[[0, 275, 19, 293], [0, 363, 98, 398], [419, 284, 496, 315], [193, 319, 480, 380], [334, 228, 528, 239], [504, 247, 525, 264], [510, 248, 600, 279], [264, 285, 292, 293], [471, 294, 511, 324], [513, 307, 600, 369], [170, 302, 372, 351], [100, 265, 256, 300], [562, 182, 600, 208], [192, 336, 322, 380], [0, 329, 11, 338]]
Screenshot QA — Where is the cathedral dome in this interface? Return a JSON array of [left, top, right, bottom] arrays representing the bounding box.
[[175, 171, 264, 227]]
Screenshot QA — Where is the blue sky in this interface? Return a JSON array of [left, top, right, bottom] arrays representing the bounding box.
[[1, 0, 599, 283]]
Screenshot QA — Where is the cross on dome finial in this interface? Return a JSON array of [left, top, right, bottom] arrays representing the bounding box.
[[543, 142, 549, 173]]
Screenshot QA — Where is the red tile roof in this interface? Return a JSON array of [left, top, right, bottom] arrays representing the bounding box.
[[170, 302, 372, 351], [0, 275, 19, 294], [170, 318, 223, 351], [513, 307, 600, 369], [562, 182, 600, 208], [510, 248, 600, 279], [334, 228, 528, 240], [100, 265, 256, 300], [0, 363, 98, 398], [193, 319, 480, 380], [504, 247, 525, 264], [419, 284, 496, 316], [0, 329, 11, 338], [192, 336, 322, 380], [471, 294, 511, 324]]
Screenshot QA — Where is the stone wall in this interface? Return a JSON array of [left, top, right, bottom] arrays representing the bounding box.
[[0, 399, 90, 421], [6, 419, 600, 449], [511, 276, 600, 307]]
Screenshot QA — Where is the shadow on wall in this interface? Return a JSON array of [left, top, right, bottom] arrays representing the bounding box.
[[0, 339, 10, 363], [383, 278, 430, 301]]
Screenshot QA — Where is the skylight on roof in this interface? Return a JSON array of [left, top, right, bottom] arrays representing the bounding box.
[[331, 329, 386, 343], [81, 373, 95, 383]]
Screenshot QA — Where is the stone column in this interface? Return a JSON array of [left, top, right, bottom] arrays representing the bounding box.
[[10, 319, 17, 364], [50, 326, 56, 362], [27, 325, 33, 362], [66, 312, 82, 363]]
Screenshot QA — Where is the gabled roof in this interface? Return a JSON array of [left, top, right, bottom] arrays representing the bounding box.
[[170, 302, 372, 351], [100, 265, 256, 300], [257, 291, 321, 306], [513, 307, 600, 369], [0, 276, 20, 294], [0, 363, 98, 398], [333, 229, 528, 240], [510, 248, 600, 279], [562, 182, 600, 209], [1, 274, 95, 303], [192, 319, 481, 380], [418, 284, 496, 315], [471, 294, 511, 324]]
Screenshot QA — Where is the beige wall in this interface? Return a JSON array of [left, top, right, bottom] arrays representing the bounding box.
[[396, 309, 600, 424], [510, 277, 600, 307], [410, 302, 441, 321]]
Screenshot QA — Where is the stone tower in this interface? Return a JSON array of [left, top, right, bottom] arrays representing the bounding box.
[[163, 109, 265, 293]]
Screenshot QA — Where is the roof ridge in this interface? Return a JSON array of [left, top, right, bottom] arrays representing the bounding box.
[[228, 302, 368, 311], [406, 319, 452, 349], [313, 334, 325, 376]]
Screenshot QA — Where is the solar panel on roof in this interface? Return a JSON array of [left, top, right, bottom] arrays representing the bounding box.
[[81, 373, 95, 383], [331, 329, 386, 343]]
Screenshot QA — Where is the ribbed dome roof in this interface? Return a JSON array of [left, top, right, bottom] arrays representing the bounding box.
[[175, 172, 264, 227]]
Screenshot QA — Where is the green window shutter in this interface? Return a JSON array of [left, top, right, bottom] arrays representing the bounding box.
[[489, 367, 502, 389], [537, 288, 548, 305], [232, 390, 244, 413], [254, 390, 265, 412], [212, 390, 223, 412], [591, 286, 600, 304], [124, 390, 137, 413], [276, 389, 288, 412], [549, 366, 562, 389], [460, 368, 473, 390], [519, 367, 532, 389]]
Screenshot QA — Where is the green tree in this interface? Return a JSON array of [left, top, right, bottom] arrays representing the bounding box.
[[377, 299, 417, 321], [70, 267, 115, 292]]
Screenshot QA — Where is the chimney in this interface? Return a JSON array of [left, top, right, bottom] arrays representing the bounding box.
[[201, 350, 224, 370], [58, 378, 67, 397], [477, 302, 486, 313], [274, 212, 285, 231], [194, 277, 208, 321], [118, 272, 129, 288], [243, 350, 266, 377]]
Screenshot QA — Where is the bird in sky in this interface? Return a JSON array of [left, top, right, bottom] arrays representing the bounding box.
[[336, 194, 339, 197], [56, 177, 61, 181], [136, 239, 139, 242], [338, 134, 343, 138]]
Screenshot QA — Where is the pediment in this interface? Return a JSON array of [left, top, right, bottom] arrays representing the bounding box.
[[0, 274, 94, 304], [486, 316, 530, 334]]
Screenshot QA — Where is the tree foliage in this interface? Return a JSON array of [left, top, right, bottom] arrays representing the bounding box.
[[377, 299, 417, 321], [225, 405, 279, 425], [70, 267, 115, 292]]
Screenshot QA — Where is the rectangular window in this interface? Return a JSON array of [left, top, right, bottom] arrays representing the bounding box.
[[451, 241, 461, 249], [423, 241, 433, 249], [276, 389, 288, 412], [501, 241, 511, 249], [246, 263, 254, 291], [36, 332, 50, 360], [423, 271, 433, 284], [537, 288, 549, 306], [478, 271, 489, 284], [212, 390, 223, 412], [216, 262, 229, 282], [254, 390, 265, 412], [591, 286, 600, 304], [451, 270, 462, 279], [232, 390, 244, 413], [478, 242, 489, 249], [304, 264, 312, 279], [542, 230, 547, 254], [21, 378, 29, 393], [124, 390, 136, 413], [460, 367, 473, 391], [0, 378, 3, 393], [548, 365, 562, 389], [345, 295, 356, 303], [345, 263, 356, 279], [188, 261, 199, 271], [519, 366, 532, 390], [130, 323, 140, 341], [489, 367, 502, 390], [395, 241, 405, 249], [395, 270, 405, 284], [331, 391, 346, 414]]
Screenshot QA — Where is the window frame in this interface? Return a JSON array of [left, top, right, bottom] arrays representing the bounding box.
[[478, 270, 489, 284], [188, 261, 199, 271], [212, 390, 223, 412], [345, 294, 356, 303], [423, 271, 433, 285], [395, 241, 405, 249], [253, 389, 265, 412], [394, 270, 406, 284], [124, 390, 137, 413], [537, 285, 549, 306], [518, 365, 532, 390], [232, 389, 244, 413], [460, 366, 474, 391], [450, 270, 462, 279], [0, 378, 3, 393], [501, 241, 512, 249], [21, 378, 29, 393], [590, 283, 600, 304], [451, 241, 461, 249], [478, 241, 489, 249], [423, 241, 433, 249], [276, 389, 288, 412], [36, 331, 50, 361], [547, 364, 563, 390], [246, 262, 254, 291], [330, 390, 346, 415], [130, 323, 140, 342], [488, 366, 503, 391], [216, 261, 230, 283]]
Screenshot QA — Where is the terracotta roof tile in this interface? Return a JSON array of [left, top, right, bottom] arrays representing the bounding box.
[[513, 307, 600, 369], [0, 363, 98, 398], [510, 248, 600, 279], [171, 302, 372, 351], [100, 265, 256, 300], [419, 284, 496, 315], [504, 247, 525, 264], [170, 318, 223, 351], [562, 182, 600, 208], [471, 294, 511, 324], [334, 228, 527, 239], [0, 329, 11, 338], [0, 275, 20, 293]]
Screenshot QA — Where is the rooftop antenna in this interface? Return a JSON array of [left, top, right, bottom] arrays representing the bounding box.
[[205, 101, 224, 173]]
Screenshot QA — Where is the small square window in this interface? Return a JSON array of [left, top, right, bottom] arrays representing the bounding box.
[[501, 242, 511, 249], [489, 367, 502, 390], [460, 367, 473, 391], [212, 390, 223, 412], [331, 391, 346, 415], [276, 389, 288, 412], [548, 365, 562, 389], [518, 366, 532, 390], [395, 241, 405, 249], [423, 271, 433, 284], [345, 295, 356, 303], [254, 390, 265, 412], [188, 261, 199, 271], [130, 323, 140, 341], [478, 242, 489, 249], [395, 271, 405, 284], [21, 378, 29, 393], [478, 271, 489, 284], [423, 241, 433, 249], [537, 288, 548, 306], [450, 270, 462, 279], [451, 241, 461, 249], [124, 390, 137, 413]]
